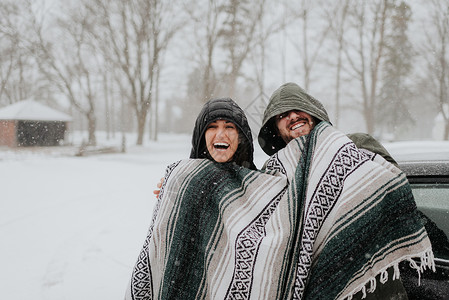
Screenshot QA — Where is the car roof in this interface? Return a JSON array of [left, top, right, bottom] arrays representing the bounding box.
[[383, 141, 449, 181], [385, 141, 449, 161], [398, 160, 449, 177]]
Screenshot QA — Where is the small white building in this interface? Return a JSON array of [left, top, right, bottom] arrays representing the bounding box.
[[0, 99, 72, 147]]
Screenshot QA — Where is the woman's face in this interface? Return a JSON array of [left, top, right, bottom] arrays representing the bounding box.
[[205, 120, 239, 163]]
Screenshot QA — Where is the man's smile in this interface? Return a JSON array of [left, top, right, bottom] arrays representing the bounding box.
[[275, 111, 315, 143], [289, 118, 308, 131]]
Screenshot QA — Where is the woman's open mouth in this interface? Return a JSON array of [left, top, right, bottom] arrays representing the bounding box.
[[214, 142, 230, 150]]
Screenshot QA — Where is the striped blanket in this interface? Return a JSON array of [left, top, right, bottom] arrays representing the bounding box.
[[126, 122, 434, 300]]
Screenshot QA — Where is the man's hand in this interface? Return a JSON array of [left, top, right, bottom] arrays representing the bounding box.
[[153, 177, 164, 198]]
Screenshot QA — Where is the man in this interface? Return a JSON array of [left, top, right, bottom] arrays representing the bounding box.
[[258, 82, 397, 167], [258, 82, 421, 299]]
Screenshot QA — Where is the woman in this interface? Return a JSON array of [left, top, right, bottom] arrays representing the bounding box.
[[153, 97, 256, 197], [189, 97, 256, 169], [126, 98, 262, 299]]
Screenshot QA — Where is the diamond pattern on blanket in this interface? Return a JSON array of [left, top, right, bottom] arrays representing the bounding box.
[[293, 143, 369, 299], [226, 187, 287, 300], [130, 161, 180, 300]]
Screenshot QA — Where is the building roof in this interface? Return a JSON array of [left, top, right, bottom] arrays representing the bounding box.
[[0, 99, 72, 122]]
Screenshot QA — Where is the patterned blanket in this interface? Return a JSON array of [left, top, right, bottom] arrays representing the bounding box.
[[126, 122, 434, 300]]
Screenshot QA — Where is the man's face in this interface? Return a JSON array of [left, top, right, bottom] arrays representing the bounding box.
[[275, 110, 315, 143]]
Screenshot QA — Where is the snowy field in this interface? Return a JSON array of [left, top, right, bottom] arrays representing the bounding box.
[[1, 131, 448, 299], [0, 132, 269, 300]]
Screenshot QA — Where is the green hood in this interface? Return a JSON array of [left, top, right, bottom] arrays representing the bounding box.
[[258, 82, 331, 155]]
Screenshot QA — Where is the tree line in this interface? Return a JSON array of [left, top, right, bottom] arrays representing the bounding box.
[[0, 0, 448, 145]]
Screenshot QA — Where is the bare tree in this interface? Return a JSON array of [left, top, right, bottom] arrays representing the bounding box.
[[286, 0, 332, 91], [421, 0, 449, 140], [246, 0, 289, 96], [182, 0, 272, 126], [343, 0, 394, 135], [249, 9, 268, 95], [88, 0, 183, 145], [185, 0, 223, 103], [0, 0, 41, 105], [323, 0, 351, 128], [379, 1, 414, 139], [31, 3, 101, 145], [218, 0, 266, 98], [0, 1, 19, 104]]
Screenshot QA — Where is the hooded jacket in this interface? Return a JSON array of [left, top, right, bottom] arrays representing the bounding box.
[[258, 83, 407, 299], [190, 97, 257, 170], [258, 82, 397, 167], [258, 82, 331, 156]]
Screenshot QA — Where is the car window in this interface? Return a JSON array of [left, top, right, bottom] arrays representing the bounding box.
[[411, 183, 449, 260]]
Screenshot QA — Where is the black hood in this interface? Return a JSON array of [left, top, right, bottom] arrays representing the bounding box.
[[190, 97, 256, 170]]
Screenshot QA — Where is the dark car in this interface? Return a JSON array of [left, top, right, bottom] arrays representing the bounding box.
[[387, 143, 449, 299]]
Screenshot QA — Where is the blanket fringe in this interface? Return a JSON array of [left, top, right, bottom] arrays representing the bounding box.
[[406, 249, 436, 286], [343, 249, 435, 300], [367, 277, 376, 293], [393, 262, 400, 280], [379, 269, 388, 284]]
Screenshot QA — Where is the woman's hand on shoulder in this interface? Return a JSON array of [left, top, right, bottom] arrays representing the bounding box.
[[153, 177, 164, 198]]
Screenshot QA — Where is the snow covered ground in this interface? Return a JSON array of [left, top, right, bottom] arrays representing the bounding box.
[[1, 131, 448, 299], [0, 132, 270, 300], [0, 132, 186, 299]]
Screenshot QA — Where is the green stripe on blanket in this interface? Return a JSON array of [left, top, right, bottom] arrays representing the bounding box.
[[306, 176, 427, 299], [161, 163, 255, 299], [126, 122, 433, 300]]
